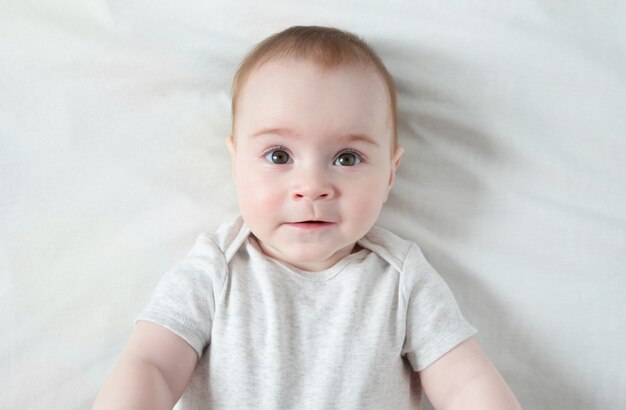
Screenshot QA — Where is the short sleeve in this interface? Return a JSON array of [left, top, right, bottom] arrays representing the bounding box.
[[401, 244, 477, 371], [135, 233, 228, 358]]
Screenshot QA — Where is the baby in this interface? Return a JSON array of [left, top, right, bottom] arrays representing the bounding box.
[[94, 26, 521, 409]]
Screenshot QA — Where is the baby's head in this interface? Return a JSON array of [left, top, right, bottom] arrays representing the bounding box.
[[227, 26, 404, 271], [231, 26, 399, 149]]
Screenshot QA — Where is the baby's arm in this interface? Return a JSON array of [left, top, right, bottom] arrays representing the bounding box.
[[419, 337, 521, 410], [92, 321, 198, 410]]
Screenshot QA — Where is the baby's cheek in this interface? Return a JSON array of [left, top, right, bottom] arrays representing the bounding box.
[[256, 189, 283, 212], [349, 182, 387, 221], [239, 176, 283, 215]]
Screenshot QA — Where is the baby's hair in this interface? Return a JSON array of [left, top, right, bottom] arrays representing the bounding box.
[[231, 25, 398, 148]]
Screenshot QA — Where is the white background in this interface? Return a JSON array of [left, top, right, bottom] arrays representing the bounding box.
[[1, 1, 625, 408]]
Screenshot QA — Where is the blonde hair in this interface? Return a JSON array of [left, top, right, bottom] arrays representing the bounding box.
[[231, 26, 397, 147]]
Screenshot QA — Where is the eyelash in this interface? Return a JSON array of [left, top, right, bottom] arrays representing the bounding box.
[[261, 146, 366, 166]]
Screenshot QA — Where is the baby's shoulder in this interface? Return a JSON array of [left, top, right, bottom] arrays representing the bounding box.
[[360, 225, 438, 289], [177, 216, 250, 270], [359, 225, 418, 272], [211, 215, 250, 261]]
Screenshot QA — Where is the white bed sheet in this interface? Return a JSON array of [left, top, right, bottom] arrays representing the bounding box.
[[1, 1, 625, 408]]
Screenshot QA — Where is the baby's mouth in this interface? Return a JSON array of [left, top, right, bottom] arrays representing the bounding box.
[[286, 220, 335, 229]]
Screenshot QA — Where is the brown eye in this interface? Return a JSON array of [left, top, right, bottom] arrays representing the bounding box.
[[334, 152, 362, 166], [265, 149, 291, 164]]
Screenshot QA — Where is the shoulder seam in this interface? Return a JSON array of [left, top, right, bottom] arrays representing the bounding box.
[[205, 234, 231, 310], [400, 243, 417, 306]]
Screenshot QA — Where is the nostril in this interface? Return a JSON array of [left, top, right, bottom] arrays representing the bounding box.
[[294, 193, 329, 199], [292, 188, 333, 200]]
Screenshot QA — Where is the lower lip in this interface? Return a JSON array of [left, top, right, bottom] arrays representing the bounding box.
[[285, 222, 335, 230]]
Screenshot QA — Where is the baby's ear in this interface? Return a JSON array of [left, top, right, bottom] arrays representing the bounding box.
[[226, 135, 236, 155], [392, 146, 404, 171], [384, 146, 404, 202], [226, 136, 236, 178], [389, 146, 404, 185]]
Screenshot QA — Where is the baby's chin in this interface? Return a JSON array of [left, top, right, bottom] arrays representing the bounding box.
[[258, 240, 357, 272]]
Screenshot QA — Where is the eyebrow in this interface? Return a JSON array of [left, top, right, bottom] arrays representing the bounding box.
[[250, 127, 379, 147]]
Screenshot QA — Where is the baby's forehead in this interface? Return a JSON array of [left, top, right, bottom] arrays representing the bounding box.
[[234, 57, 395, 149], [247, 56, 381, 85], [241, 58, 389, 114]]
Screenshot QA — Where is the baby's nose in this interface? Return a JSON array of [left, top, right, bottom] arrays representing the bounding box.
[[291, 169, 335, 201]]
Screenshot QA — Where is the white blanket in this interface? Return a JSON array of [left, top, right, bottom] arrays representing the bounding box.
[[1, 1, 625, 408]]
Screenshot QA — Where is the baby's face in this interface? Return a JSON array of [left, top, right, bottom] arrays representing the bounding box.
[[229, 58, 403, 271]]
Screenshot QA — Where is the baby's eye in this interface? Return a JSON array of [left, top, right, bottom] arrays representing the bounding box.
[[334, 151, 363, 166], [265, 148, 292, 165]]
